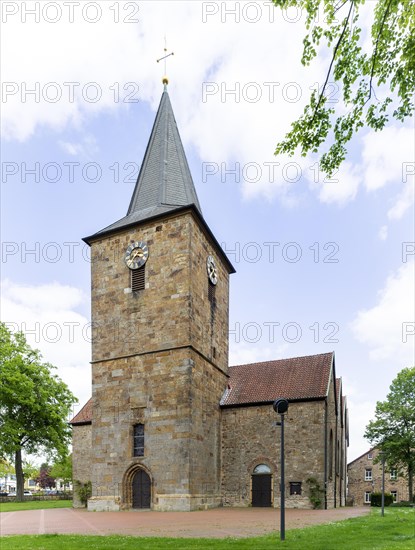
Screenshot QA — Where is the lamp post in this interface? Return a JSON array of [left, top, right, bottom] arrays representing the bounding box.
[[379, 451, 386, 517], [273, 398, 289, 542]]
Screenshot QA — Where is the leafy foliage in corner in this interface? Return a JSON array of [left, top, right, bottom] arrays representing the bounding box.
[[0, 322, 77, 501], [306, 477, 324, 509], [365, 366, 415, 503], [272, 0, 415, 176], [75, 480, 92, 506]]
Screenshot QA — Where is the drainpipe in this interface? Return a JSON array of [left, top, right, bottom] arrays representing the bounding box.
[[324, 399, 328, 510], [334, 422, 338, 508]]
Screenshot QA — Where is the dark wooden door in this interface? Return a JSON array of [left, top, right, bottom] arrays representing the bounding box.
[[252, 474, 272, 507], [132, 470, 151, 509]]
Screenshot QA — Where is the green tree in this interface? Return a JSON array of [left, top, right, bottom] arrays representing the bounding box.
[[0, 458, 14, 478], [273, 0, 414, 176], [22, 459, 40, 483], [0, 323, 77, 501], [365, 367, 415, 502], [50, 454, 73, 490]]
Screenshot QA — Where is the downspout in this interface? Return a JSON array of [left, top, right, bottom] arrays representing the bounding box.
[[324, 398, 328, 510], [334, 421, 338, 508]]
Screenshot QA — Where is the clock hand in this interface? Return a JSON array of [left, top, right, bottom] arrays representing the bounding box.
[[130, 249, 142, 261]]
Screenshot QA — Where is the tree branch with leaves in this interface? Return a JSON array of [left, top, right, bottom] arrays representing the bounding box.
[[273, 0, 414, 176]]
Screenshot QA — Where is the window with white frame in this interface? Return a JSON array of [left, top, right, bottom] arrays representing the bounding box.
[[364, 492, 371, 504], [367, 452, 373, 460], [390, 469, 398, 480], [365, 468, 372, 481], [391, 491, 397, 502]]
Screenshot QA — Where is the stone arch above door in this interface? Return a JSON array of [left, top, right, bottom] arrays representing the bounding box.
[[122, 464, 153, 509]]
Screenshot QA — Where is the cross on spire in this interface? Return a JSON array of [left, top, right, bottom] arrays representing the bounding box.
[[157, 37, 174, 87]]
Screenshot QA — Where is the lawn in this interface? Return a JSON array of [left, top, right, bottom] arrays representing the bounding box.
[[0, 509, 414, 549], [0, 500, 72, 512]]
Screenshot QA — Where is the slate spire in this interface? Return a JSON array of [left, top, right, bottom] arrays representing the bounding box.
[[127, 85, 202, 220], [87, 85, 202, 240]]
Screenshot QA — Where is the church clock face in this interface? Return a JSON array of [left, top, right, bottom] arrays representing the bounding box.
[[124, 242, 149, 270], [206, 255, 218, 285]]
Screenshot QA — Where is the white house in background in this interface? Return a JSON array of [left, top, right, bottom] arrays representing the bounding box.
[[0, 473, 16, 493]]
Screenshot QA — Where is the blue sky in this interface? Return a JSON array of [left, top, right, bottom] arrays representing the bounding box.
[[1, 1, 414, 462]]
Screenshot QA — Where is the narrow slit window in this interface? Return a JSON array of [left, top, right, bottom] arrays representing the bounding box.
[[133, 424, 144, 457]]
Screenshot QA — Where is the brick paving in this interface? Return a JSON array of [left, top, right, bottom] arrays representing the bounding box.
[[0, 507, 370, 538]]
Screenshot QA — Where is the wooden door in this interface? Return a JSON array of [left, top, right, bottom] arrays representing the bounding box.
[[252, 474, 272, 507], [132, 470, 151, 509]]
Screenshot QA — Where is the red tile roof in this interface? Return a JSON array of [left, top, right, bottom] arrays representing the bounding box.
[[70, 398, 92, 425], [220, 352, 334, 407]]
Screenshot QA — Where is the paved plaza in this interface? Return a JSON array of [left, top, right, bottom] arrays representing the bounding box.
[[1, 506, 370, 538]]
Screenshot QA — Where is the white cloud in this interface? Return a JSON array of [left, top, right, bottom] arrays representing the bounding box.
[[351, 261, 415, 364], [229, 342, 289, 366], [378, 225, 388, 241], [316, 161, 361, 205], [362, 127, 413, 191], [362, 126, 415, 220], [58, 135, 98, 158], [347, 398, 376, 462], [1, 280, 91, 409], [1, 0, 325, 203], [388, 175, 415, 221], [2, 0, 412, 217]]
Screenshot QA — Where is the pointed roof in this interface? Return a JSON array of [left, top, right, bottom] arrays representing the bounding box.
[[85, 86, 202, 241]]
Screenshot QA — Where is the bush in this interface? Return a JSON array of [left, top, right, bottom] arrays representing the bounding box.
[[306, 477, 324, 509], [370, 492, 394, 507], [74, 480, 91, 506], [390, 501, 414, 507]]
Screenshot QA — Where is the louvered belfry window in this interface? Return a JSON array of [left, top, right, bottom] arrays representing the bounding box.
[[131, 266, 145, 292], [208, 281, 216, 304]]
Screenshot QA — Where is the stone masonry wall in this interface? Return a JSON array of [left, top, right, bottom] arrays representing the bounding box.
[[348, 447, 414, 506], [88, 210, 231, 510], [221, 400, 326, 509], [72, 424, 92, 508]]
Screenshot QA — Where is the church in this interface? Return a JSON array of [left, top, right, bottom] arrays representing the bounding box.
[[70, 82, 349, 512]]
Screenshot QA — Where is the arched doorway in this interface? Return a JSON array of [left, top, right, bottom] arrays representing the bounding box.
[[252, 464, 272, 507], [132, 469, 151, 509]]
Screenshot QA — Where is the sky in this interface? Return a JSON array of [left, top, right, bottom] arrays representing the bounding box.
[[1, 1, 414, 463]]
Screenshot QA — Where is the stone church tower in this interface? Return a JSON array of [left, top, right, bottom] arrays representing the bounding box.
[[82, 84, 235, 511], [72, 84, 349, 512]]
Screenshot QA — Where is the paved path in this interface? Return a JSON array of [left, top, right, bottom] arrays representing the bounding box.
[[1, 507, 370, 538]]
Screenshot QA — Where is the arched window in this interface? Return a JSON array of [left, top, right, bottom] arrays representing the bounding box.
[[253, 464, 271, 475]]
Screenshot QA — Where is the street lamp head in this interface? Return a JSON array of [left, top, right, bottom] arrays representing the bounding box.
[[273, 398, 289, 415]]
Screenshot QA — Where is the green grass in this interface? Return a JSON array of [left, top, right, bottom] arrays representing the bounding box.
[[0, 499, 72, 512], [0, 509, 414, 549]]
